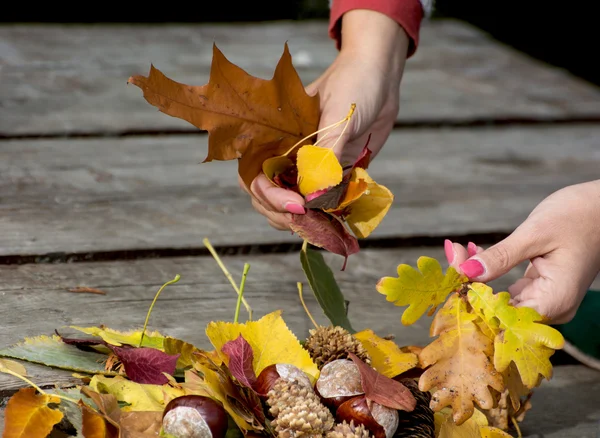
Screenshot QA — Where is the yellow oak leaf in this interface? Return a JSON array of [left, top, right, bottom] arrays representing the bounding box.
[[353, 329, 418, 377], [89, 375, 184, 412], [502, 361, 532, 412], [70, 326, 165, 350], [0, 358, 27, 376], [2, 388, 63, 438], [342, 167, 394, 239], [296, 145, 343, 196], [376, 256, 468, 325], [434, 408, 490, 438], [467, 283, 565, 387], [479, 426, 514, 437], [419, 294, 504, 425], [205, 310, 319, 383]]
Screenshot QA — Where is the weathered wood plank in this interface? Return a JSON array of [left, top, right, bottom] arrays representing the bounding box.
[[1, 125, 599, 257], [1, 20, 599, 136]]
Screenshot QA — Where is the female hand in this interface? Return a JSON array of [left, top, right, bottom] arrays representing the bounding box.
[[241, 9, 410, 231], [444, 180, 600, 324]]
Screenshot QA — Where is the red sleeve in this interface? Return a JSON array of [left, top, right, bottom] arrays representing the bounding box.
[[329, 0, 425, 57]]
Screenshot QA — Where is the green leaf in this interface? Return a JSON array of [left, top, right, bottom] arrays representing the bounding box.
[[300, 246, 355, 333], [0, 335, 118, 375]]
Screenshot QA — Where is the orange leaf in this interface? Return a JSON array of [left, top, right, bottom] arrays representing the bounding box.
[[81, 404, 119, 438], [2, 388, 63, 438]]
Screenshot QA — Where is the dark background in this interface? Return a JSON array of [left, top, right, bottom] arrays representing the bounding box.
[[3, 0, 597, 86]]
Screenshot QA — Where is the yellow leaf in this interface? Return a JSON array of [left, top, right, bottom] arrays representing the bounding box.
[[296, 145, 343, 196], [480, 426, 514, 437], [419, 294, 504, 425], [502, 362, 531, 412], [0, 358, 27, 376], [467, 283, 565, 387], [262, 155, 294, 185], [376, 256, 468, 325], [435, 409, 484, 438], [205, 310, 319, 382], [343, 167, 394, 238], [2, 388, 63, 438], [354, 329, 418, 377], [324, 177, 368, 212], [70, 326, 165, 350], [88, 375, 184, 412]]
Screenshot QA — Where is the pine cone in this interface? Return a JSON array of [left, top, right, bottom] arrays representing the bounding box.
[[304, 326, 371, 369], [394, 378, 434, 438], [327, 421, 372, 438], [266, 378, 335, 438]]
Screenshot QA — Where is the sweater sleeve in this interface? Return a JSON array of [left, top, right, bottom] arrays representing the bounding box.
[[328, 0, 428, 57]]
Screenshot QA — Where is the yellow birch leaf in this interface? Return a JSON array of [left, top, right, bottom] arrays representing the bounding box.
[[262, 155, 294, 185], [353, 329, 418, 377], [296, 145, 343, 196], [479, 426, 514, 437], [2, 387, 63, 438], [0, 358, 27, 376], [89, 375, 184, 412], [467, 283, 565, 388], [376, 256, 468, 325], [70, 326, 165, 350], [419, 294, 504, 425], [343, 167, 394, 238], [205, 310, 319, 382], [435, 409, 484, 438]]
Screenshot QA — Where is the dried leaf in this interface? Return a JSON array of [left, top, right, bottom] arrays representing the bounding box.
[[0, 358, 27, 376], [238, 139, 288, 189], [163, 337, 200, 370], [353, 329, 418, 378], [376, 256, 468, 325], [467, 283, 565, 387], [262, 155, 295, 186], [111, 346, 179, 385], [329, 179, 368, 211], [418, 294, 504, 425], [70, 326, 165, 350], [128, 43, 319, 165], [296, 145, 343, 196], [206, 310, 319, 383], [2, 388, 63, 438], [120, 411, 163, 437], [221, 335, 257, 389], [290, 210, 359, 270], [81, 403, 119, 438], [68, 287, 107, 295], [347, 352, 416, 411], [81, 386, 121, 425]]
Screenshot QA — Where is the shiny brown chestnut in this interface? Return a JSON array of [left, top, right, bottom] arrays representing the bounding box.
[[315, 359, 364, 411], [162, 395, 228, 438], [254, 363, 312, 397], [336, 395, 399, 438]]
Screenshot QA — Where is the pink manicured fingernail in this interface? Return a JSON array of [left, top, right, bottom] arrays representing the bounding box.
[[444, 239, 455, 264], [459, 259, 485, 278], [284, 203, 306, 214], [467, 242, 477, 257]]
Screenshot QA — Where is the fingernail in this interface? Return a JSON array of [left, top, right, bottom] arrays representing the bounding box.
[[467, 242, 477, 257], [284, 202, 306, 215], [444, 239, 455, 264], [459, 259, 485, 278]]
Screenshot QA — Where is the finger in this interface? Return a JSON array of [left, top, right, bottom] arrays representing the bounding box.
[[507, 277, 534, 298], [444, 240, 468, 269], [250, 174, 305, 214], [252, 198, 293, 231], [524, 261, 540, 279]]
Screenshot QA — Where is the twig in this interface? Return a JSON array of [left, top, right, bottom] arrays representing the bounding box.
[[139, 274, 181, 347], [235, 264, 251, 323]]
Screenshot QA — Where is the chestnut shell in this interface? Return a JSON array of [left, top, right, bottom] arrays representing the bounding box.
[[163, 395, 228, 438]]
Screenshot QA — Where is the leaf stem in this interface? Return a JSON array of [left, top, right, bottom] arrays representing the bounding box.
[[297, 282, 319, 329], [204, 238, 253, 321], [235, 264, 251, 323], [0, 367, 80, 405], [511, 416, 523, 438], [330, 103, 356, 151], [139, 274, 181, 347]]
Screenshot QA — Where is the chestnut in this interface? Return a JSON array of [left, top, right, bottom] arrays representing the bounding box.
[[336, 395, 399, 438], [162, 395, 228, 438], [254, 363, 312, 396], [315, 359, 364, 411]]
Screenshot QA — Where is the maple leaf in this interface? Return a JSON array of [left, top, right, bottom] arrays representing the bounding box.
[[419, 294, 504, 425], [110, 345, 179, 385], [467, 282, 564, 388], [376, 256, 468, 325], [353, 329, 418, 378], [206, 310, 319, 383], [128, 43, 319, 166], [2, 388, 64, 438], [221, 335, 257, 389]]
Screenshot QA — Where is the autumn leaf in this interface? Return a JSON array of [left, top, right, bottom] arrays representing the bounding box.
[[419, 294, 504, 425], [434, 408, 503, 438], [120, 411, 163, 437], [128, 43, 319, 166], [0, 358, 27, 376], [206, 310, 319, 382], [304, 180, 350, 210], [221, 335, 257, 389], [296, 145, 343, 196], [353, 329, 418, 378], [376, 256, 468, 325], [2, 388, 63, 438], [479, 426, 514, 437], [70, 326, 165, 350], [111, 346, 179, 385], [467, 282, 564, 387], [348, 352, 416, 412], [502, 362, 531, 412], [80, 387, 121, 438], [163, 337, 200, 370]]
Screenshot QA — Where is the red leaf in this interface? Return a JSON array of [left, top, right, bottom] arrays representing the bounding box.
[[304, 181, 350, 210], [290, 209, 359, 270], [111, 346, 179, 385], [348, 352, 416, 412], [56, 330, 107, 352], [352, 134, 373, 170], [221, 335, 257, 389]]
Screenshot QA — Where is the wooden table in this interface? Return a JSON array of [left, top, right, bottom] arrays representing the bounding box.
[[1, 19, 600, 437]]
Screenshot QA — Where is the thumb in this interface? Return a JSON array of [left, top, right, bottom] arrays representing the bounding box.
[[458, 223, 548, 282]]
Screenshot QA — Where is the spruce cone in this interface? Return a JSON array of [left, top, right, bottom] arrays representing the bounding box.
[[266, 378, 335, 438], [327, 421, 372, 438], [304, 326, 371, 369], [393, 378, 434, 438]]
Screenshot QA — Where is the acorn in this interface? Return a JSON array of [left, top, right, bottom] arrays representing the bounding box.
[[336, 395, 399, 438], [315, 359, 364, 411], [162, 395, 228, 438], [254, 363, 312, 397]]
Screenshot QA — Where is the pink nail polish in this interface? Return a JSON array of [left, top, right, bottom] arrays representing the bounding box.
[[284, 203, 306, 215], [459, 259, 485, 278], [444, 239, 455, 264], [467, 242, 477, 257]]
